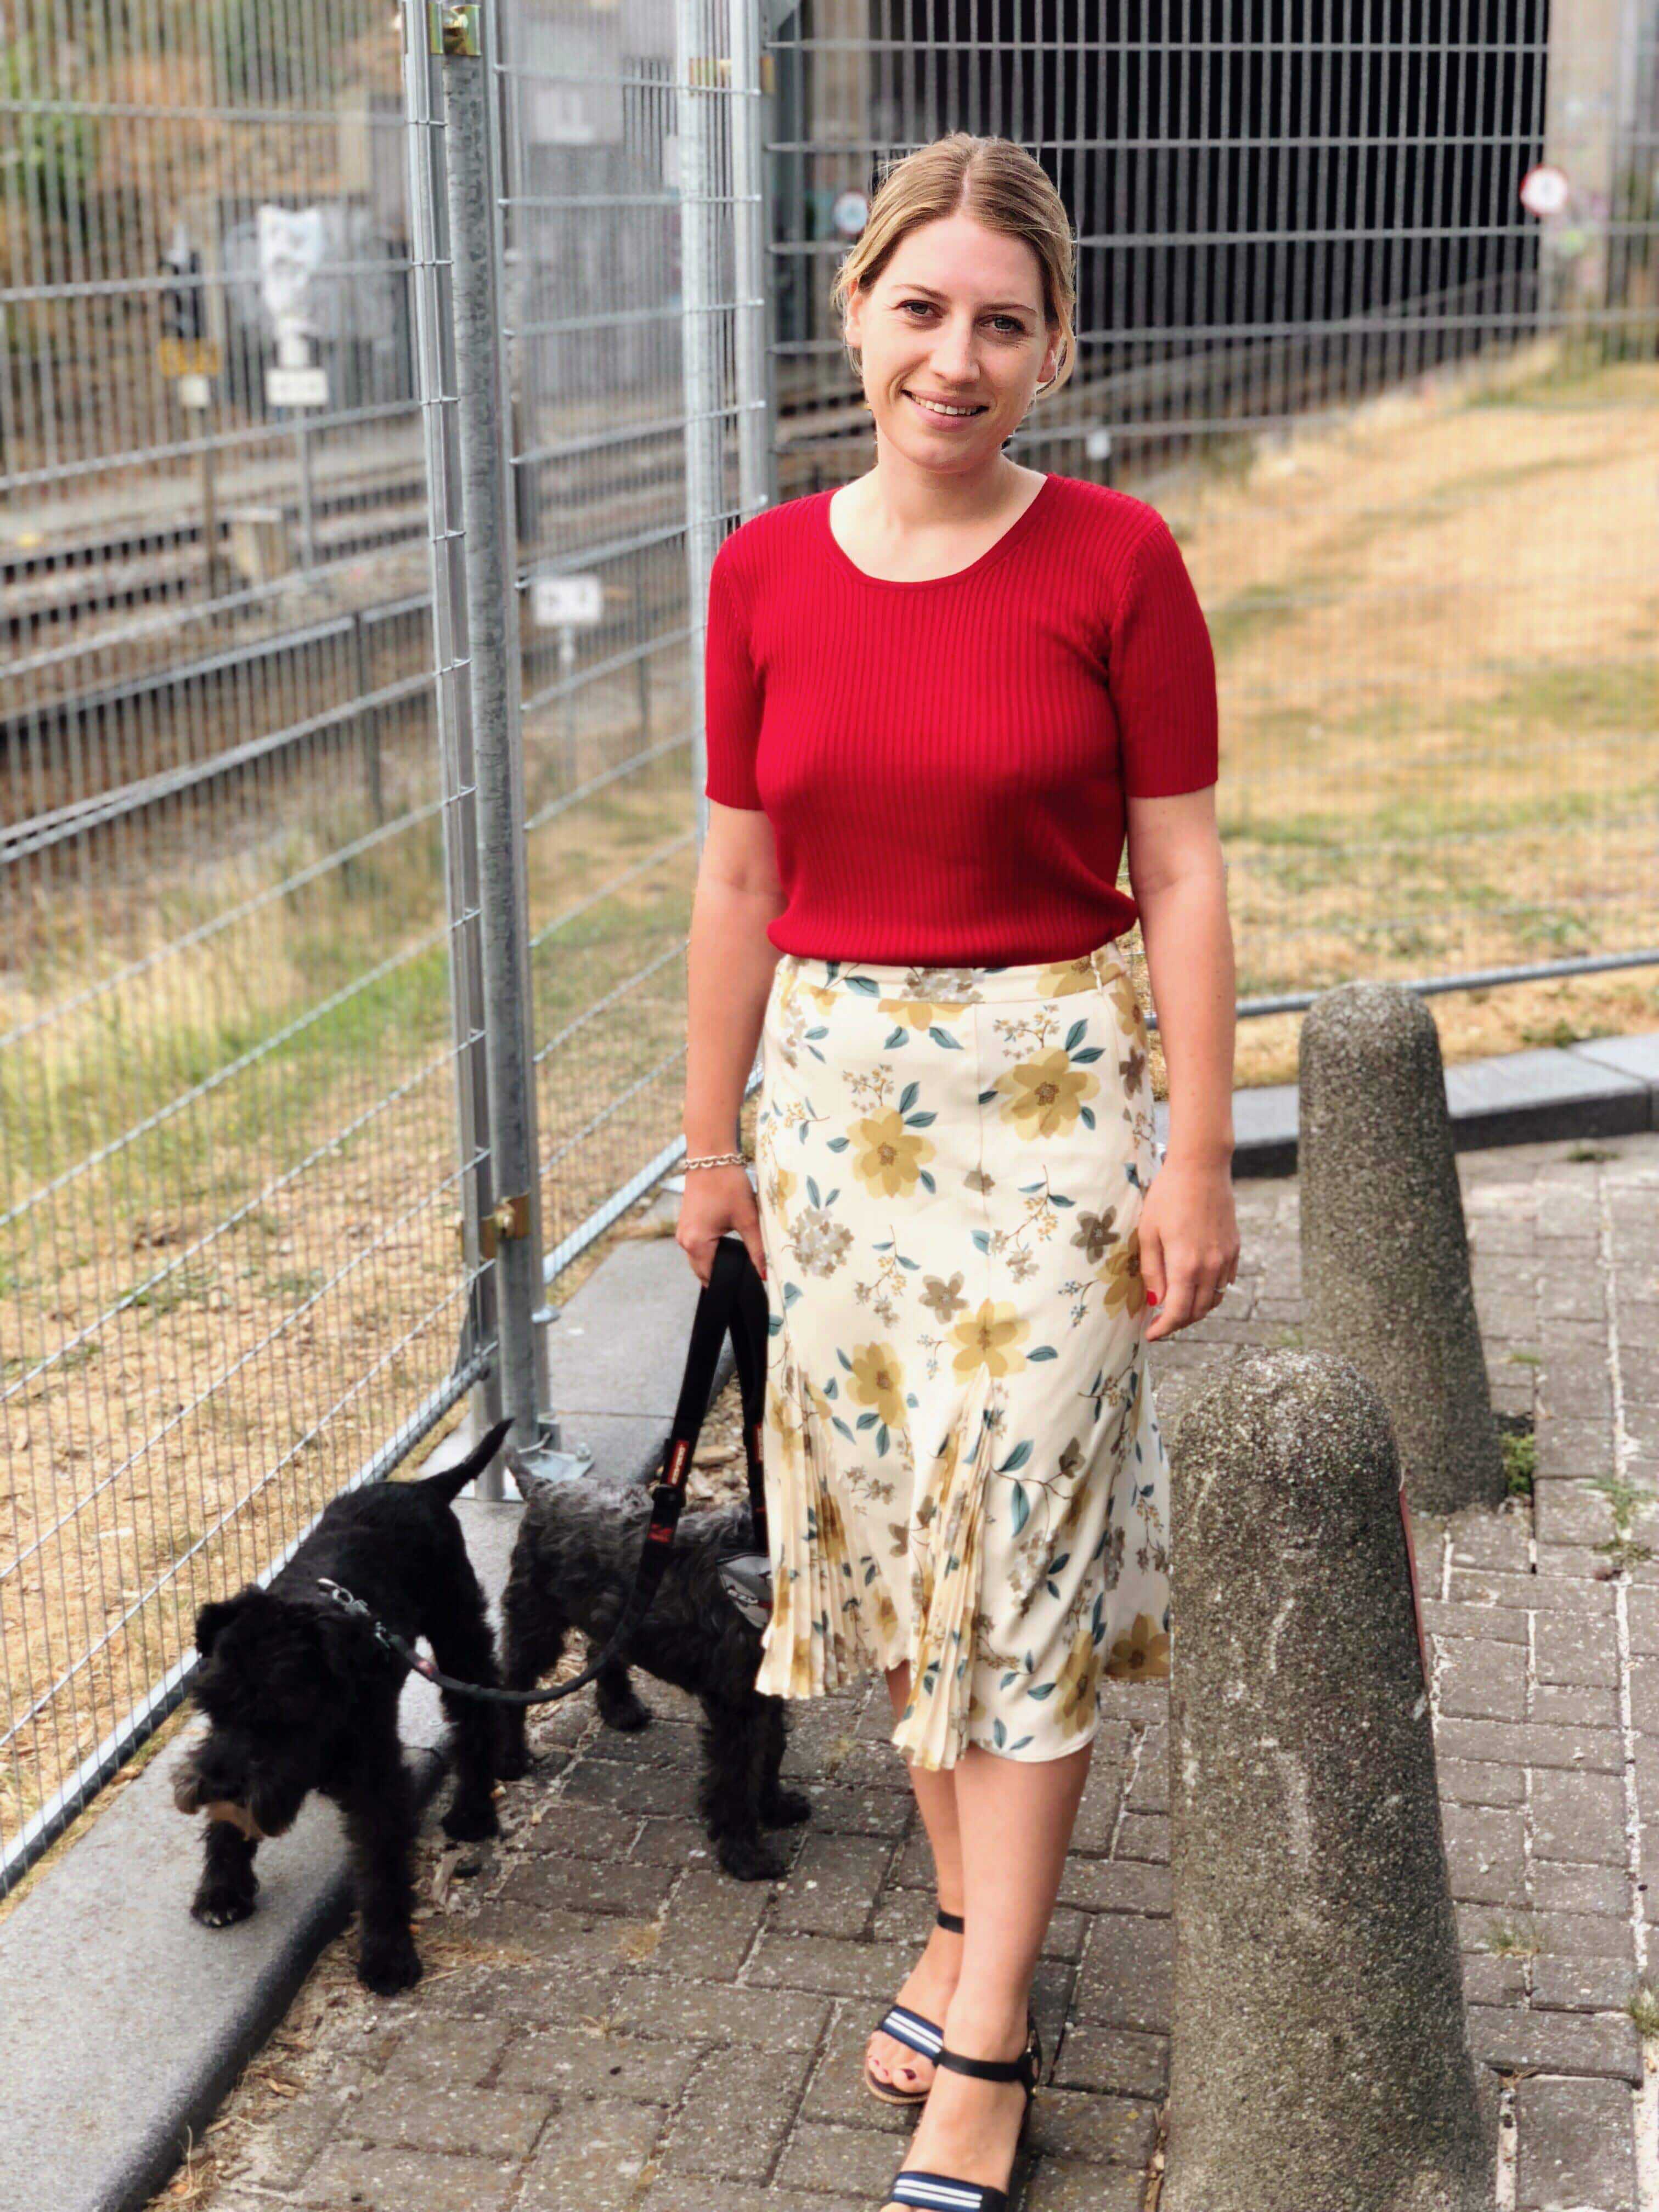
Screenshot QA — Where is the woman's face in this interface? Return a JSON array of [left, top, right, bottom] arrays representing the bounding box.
[[844, 209, 1059, 475]]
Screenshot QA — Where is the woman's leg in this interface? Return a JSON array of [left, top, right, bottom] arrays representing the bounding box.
[[879, 1734, 1095, 2210], [864, 1658, 966, 2093]]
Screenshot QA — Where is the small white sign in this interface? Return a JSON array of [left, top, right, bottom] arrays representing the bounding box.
[[177, 373, 213, 411], [266, 363, 329, 410], [1085, 426, 1114, 461], [532, 572, 603, 628], [832, 188, 869, 238], [1519, 163, 1570, 218]]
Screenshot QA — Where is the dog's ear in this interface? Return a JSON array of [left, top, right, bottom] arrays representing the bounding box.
[[195, 1596, 241, 1658]]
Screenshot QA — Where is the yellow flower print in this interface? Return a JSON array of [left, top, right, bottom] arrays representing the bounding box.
[[996, 1048, 1101, 1141], [1100, 1229, 1147, 1321], [878, 995, 941, 1034], [1107, 1611, 1170, 1681], [770, 1371, 809, 1477], [850, 1107, 936, 1198], [763, 1163, 799, 1221], [1103, 968, 1143, 1036], [814, 1478, 848, 1554], [1053, 1629, 1103, 1732], [947, 1298, 1030, 1382], [1034, 956, 1098, 998], [848, 1342, 907, 1430], [871, 1582, 901, 1646]]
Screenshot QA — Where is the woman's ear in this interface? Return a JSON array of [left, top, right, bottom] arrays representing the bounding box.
[[843, 278, 865, 353], [1036, 325, 1061, 391]]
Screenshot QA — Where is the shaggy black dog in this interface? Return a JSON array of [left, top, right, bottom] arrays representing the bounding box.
[[499, 1477, 812, 1878], [172, 1419, 510, 1993]]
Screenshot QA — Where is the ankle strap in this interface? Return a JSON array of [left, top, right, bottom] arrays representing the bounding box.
[[934, 1907, 964, 1934], [934, 2041, 1036, 2088]]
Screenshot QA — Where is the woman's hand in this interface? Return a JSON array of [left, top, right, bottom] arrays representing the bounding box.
[[1138, 1156, 1239, 1342], [675, 1164, 770, 1289]]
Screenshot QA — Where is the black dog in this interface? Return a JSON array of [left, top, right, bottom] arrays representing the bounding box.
[[173, 1419, 510, 1993], [499, 1478, 811, 1878]]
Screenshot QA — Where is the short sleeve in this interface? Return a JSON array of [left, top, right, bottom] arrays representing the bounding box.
[[702, 537, 765, 810], [1108, 516, 1220, 798]]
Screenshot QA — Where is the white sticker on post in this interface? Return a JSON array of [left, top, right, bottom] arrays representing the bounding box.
[[531, 573, 604, 628]]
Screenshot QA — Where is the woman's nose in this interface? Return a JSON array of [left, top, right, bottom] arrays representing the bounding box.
[[929, 319, 978, 383]]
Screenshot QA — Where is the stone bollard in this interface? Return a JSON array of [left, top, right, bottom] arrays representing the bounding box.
[[1161, 1351, 1496, 2212], [1299, 981, 1507, 1515]]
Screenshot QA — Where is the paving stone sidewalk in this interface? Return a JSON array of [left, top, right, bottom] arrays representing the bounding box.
[[170, 1132, 1659, 2212]]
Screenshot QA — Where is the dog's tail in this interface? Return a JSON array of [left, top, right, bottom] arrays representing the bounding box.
[[419, 1417, 514, 1504]]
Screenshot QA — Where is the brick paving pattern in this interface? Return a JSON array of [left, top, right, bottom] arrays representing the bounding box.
[[180, 1133, 1659, 2212]]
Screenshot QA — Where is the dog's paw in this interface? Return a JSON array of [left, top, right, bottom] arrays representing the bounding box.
[[441, 1793, 500, 1843], [596, 1696, 651, 1733], [758, 1785, 813, 1828], [715, 1833, 791, 1881], [358, 1930, 424, 1994], [191, 1883, 258, 1928]]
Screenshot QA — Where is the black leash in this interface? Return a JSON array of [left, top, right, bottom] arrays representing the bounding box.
[[318, 1238, 772, 1705]]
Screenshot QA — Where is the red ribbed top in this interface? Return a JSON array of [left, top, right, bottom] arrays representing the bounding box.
[[702, 472, 1219, 966]]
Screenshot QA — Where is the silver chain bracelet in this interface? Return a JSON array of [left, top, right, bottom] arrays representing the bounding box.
[[682, 1150, 749, 1171]]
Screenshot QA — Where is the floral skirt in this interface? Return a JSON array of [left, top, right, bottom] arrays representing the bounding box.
[[751, 932, 1173, 1772]]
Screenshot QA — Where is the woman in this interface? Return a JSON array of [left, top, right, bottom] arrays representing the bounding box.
[[679, 133, 1238, 2212]]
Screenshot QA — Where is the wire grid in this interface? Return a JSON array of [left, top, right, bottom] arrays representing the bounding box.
[[489, 0, 758, 1289], [768, 0, 1659, 995], [0, 0, 490, 1887]]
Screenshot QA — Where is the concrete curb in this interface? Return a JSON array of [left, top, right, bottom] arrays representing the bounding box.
[[1193, 1027, 1659, 1178], [1, 1024, 1651, 2210]]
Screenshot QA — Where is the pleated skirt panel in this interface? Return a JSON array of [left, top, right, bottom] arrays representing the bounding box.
[[751, 933, 1173, 1772]]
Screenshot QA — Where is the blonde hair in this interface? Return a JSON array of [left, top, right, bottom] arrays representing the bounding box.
[[830, 133, 1076, 398]]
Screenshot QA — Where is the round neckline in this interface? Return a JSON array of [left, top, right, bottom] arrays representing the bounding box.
[[815, 472, 1056, 589]]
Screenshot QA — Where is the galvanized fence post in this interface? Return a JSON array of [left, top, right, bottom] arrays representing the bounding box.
[[678, 0, 729, 870], [402, 0, 503, 1451], [431, 0, 545, 1475], [730, 0, 777, 517]]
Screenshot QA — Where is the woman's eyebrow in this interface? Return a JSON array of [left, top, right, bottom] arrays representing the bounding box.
[[891, 282, 1035, 313]]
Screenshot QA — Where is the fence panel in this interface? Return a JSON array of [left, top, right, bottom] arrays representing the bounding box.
[[5, 0, 1655, 1897], [489, 0, 758, 1316], [0, 0, 489, 1889]]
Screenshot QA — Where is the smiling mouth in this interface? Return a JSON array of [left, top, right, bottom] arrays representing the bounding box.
[[904, 390, 988, 419]]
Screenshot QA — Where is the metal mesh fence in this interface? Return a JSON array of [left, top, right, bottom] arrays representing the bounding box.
[[0, 0, 490, 1889], [769, 0, 1659, 997], [4, 0, 1656, 1896], [489, 0, 765, 1287]]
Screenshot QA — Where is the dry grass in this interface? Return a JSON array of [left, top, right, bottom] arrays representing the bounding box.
[[5, 338, 1658, 1869]]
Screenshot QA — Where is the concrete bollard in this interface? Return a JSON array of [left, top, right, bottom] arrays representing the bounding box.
[[1161, 1350, 1496, 2212], [1299, 981, 1507, 1515]]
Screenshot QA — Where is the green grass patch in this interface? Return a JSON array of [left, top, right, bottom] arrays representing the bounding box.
[[1500, 1429, 1536, 1498]]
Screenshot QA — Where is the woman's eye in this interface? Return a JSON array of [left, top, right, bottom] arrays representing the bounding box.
[[902, 303, 1035, 336]]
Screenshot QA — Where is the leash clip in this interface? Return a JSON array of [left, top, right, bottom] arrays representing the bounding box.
[[317, 1577, 397, 1656]]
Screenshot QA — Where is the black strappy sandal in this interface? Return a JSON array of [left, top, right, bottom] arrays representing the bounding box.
[[883, 2011, 1042, 2211], [863, 1906, 965, 2107]]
